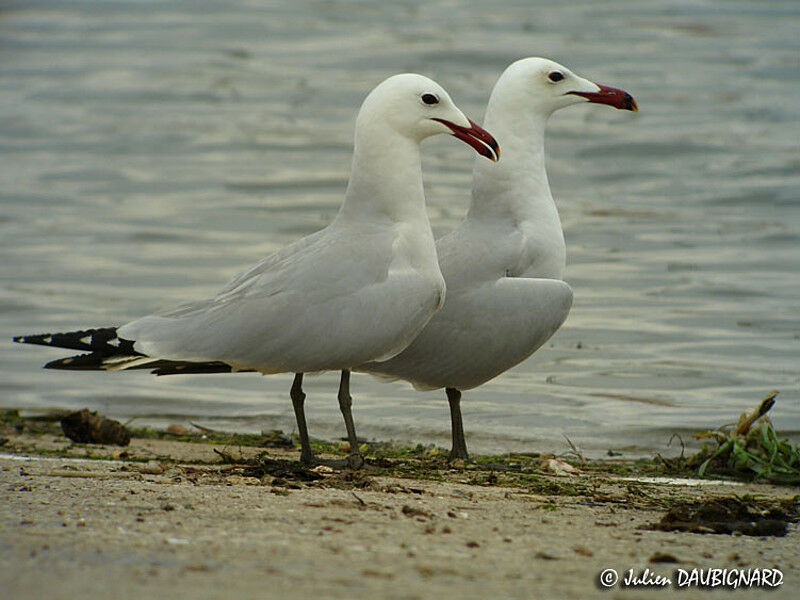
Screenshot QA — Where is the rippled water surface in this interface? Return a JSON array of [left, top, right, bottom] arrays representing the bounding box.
[[2, 0, 798, 456]]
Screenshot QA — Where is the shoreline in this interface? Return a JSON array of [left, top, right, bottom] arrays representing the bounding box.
[[1, 421, 798, 599]]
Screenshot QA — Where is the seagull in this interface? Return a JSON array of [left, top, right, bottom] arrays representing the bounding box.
[[13, 73, 500, 468], [358, 58, 637, 459]]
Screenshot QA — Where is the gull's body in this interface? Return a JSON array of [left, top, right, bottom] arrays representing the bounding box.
[[118, 156, 445, 375], [14, 73, 500, 467], [359, 59, 637, 458]]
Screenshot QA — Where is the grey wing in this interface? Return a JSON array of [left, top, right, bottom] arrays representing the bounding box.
[[117, 226, 395, 368], [361, 277, 573, 390]]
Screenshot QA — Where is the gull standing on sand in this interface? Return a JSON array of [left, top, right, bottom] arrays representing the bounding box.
[[359, 58, 637, 459], [14, 73, 500, 468]]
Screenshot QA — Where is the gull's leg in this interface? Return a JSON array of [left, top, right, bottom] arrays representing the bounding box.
[[337, 369, 364, 469], [446, 387, 469, 460], [290, 373, 314, 464]]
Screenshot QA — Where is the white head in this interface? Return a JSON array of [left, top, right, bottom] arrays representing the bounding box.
[[356, 73, 499, 161], [492, 57, 638, 118]]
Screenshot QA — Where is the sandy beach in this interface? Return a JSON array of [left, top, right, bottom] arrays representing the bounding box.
[[1, 424, 797, 600]]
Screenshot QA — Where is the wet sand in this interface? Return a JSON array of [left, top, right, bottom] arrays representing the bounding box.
[[1, 431, 797, 599]]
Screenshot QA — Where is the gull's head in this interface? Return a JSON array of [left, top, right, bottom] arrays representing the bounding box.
[[498, 57, 638, 117], [358, 73, 499, 161]]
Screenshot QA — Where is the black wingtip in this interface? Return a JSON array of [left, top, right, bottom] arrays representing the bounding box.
[[14, 333, 55, 346], [14, 333, 48, 343], [151, 361, 250, 376], [44, 352, 116, 370], [18, 331, 249, 377], [12, 327, 140, 355]]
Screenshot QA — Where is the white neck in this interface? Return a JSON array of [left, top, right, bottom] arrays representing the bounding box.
[[337, 124, 427, 224], [466, 93, 566, 278]]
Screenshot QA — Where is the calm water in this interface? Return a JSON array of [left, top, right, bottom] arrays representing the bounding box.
[[1, 0, 798, 457]]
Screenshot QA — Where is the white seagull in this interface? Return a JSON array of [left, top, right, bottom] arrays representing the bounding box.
[[358, 58, 637, 459], [14, 73, 500, 468]]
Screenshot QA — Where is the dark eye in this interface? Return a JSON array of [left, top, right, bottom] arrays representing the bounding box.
[[548, 72, 564, 83], [421, 93, 439, 105]]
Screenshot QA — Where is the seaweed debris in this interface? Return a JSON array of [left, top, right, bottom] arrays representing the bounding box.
[[60, 409, 131, 446], [692, 392, 799, 484], [648, 495, 799, 537], [241, 454, 324, 483], [660, 392, 800, 485]]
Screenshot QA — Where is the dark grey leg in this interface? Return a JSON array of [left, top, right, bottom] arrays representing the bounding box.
[[446, 387, 469, 460], [337, 369, 364, 469], [290, 373, 314, 464]]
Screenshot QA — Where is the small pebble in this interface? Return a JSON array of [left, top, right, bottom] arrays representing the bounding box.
[[649, 552, 679, 564]]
